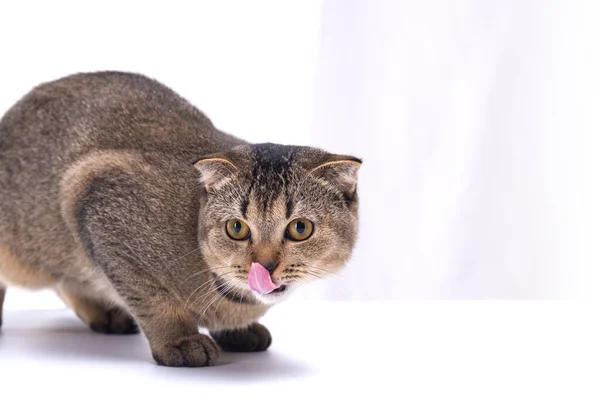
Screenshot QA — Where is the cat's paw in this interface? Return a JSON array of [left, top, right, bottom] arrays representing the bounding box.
[[210, 323, 272, 352], [89, 308, 139, 335], [152, 334, 220, 367]]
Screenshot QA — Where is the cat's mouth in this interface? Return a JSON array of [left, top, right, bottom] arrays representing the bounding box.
[[248, 262, 283, 295], [269, 284, 287, 294], [245, 262, 293, 304]]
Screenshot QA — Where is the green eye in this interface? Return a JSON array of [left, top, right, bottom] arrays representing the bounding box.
[[226, 219, 250, 240], [286, 218, 314, 241]]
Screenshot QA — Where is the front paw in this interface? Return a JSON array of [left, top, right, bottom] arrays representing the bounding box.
[[210, 323, 272, 352], [152, 334, 220, 367]]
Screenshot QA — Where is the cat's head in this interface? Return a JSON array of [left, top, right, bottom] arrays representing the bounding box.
[[194, 143, 361, 304]]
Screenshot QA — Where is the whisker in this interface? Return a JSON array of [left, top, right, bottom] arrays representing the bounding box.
[[186, 271, 239, 309], [188, 271, 240, 308], [302, 268, 351, 296], [213, 281, 240, 313], [305, 266, 344, 278], [171, 246, 202, 264], [195, 292, 221, 326], [183, 265, 238, 283], [303, 270, 326, 280], [235, 286, 246, 304], [184, 279, 216, 308], [197, 281, 238, 324]]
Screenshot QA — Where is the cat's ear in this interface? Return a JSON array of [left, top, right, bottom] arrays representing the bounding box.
[[309, 155, 362, 197], [193, 155, 238, 192]]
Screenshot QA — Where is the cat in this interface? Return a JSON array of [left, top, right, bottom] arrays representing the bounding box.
[[0, 71, 361, 367]]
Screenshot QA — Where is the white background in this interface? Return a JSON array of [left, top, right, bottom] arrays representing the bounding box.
[[1, 0, 599, 309]]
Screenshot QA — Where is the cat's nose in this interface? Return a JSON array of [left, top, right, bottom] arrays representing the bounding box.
[[252, 244, 280, 274], [263, 261, 278, 274]]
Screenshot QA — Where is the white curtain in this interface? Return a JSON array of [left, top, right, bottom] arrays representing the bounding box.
[[301, 0, 600, 300]]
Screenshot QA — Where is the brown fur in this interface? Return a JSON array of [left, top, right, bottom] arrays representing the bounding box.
[[0, 244, 57, 288], [0, 71, 361, 366]]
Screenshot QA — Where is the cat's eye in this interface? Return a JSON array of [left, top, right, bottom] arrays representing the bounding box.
[[226, 219, 251, 240], [286, 218, 314, 241]]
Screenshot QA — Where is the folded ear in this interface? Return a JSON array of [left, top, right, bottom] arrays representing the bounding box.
[[309, 155, 362, 198], [193, 155, 238, 192]]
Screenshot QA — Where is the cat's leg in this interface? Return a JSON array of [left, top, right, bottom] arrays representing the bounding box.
[[57, 285, 138, 334], [61, 164, 219, 367], [73, 245, 220, 367], [0, 284, 6, 328], [209, 323, 272, 352]]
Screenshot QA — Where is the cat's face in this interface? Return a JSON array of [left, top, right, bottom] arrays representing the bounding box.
[[195, 143, 361, 304]]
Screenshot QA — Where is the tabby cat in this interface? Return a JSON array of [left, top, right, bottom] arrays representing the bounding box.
[[0, 72, 361, 367]]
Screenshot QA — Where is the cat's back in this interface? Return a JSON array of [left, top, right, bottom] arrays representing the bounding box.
[[0, 71, 246, 199], [0, 71, 236, 156]]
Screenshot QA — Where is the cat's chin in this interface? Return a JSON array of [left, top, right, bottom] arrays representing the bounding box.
[[252, 285, 294, 305]]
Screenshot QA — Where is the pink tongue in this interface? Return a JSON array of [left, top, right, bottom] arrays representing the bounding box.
[[248, 262, 280, 294]]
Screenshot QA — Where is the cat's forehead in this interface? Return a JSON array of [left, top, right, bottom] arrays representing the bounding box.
[[243, 184, 317, 231], [244, 144, 301, 212], [215, 143, 329, 223], [243, 176, 312, 229], [245, 192, 288, 226]]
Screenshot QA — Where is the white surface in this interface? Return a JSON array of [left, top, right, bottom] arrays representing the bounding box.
[[0, 301, 599, 399]]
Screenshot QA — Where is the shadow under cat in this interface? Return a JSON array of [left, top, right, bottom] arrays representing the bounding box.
[[0, 310, 313, 381]]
